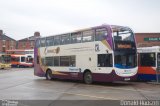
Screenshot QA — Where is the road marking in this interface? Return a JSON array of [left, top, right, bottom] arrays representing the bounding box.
[[63, 92, 117, 100]]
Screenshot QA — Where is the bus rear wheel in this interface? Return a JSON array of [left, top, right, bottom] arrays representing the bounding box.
[[84, 71, 93, 84], [46, 70, 52, 80]]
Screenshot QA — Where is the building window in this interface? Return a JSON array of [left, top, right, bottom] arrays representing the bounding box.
[[30, 41, 34, 47], [2, 40, 6, 46], [2, 47, 6, 52], [22, 42, 26, 48]]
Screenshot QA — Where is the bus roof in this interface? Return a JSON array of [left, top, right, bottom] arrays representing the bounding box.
[[137, 46, 160, 53], [38, 24, 129, 39]]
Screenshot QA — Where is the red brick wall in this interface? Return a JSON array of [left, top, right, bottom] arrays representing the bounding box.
[[17, 40, 34, 49], [135, 33, 160, 47], [0, 40, 16, 52]]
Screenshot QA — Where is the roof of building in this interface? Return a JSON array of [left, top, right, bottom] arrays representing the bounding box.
[[0, 34, 16, 41], [18, 35, 40, 41]]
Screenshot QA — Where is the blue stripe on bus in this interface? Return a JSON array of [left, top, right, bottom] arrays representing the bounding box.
[[137, 74, 157, 81]]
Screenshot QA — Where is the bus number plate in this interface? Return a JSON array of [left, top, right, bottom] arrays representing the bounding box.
[[124, 78, 130, 81]]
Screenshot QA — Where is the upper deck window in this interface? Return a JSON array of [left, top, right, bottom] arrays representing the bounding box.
[[71, 32, 82, 43], [95, 28, 108, 41], [54, 36, 60, 46], [40, 38, 46, 47], [35, 39, 40, 48], [82, 30, 94, 42], [46, 36, 54, 46], [112, 27, 134, 42], [61, 34, 70, 45]]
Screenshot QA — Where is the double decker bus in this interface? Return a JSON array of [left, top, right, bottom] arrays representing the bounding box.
[[137, 46, 160, 81], [34, 24, 137, 84], [0, 53, 11, 69], [6, 49, 34, 68]]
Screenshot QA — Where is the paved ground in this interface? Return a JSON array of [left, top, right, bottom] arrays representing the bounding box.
[[0, 68, 160, 101]]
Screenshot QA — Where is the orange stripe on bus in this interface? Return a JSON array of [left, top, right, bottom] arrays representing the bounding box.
[[138, 67, 156, 75]]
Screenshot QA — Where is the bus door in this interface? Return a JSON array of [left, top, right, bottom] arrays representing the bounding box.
[[157, 53, 160, 82]]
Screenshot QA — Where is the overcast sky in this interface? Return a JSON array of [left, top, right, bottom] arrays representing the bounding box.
[[0, 0, 160, 40]]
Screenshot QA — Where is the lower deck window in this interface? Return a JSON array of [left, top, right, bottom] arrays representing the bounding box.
[[98, 54, 113, 67]]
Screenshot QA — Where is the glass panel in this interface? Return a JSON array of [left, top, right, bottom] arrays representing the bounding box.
[[54, 36, 60, 45], [46, 37, 54, 46], [54, 56, 59, 66], [140, 53, 155, 67], [70, 56, 76, 67], [112, 27, 134, 42], [61, 34, 70, 45], [95, 28, 108, 41], [98, 54, 113, 67], [157, 53, 160, 69], [21, 57, 25, 62], [71, 32, 82, 43], [114, 52, 137, 68], [60, 56, 70, 66], [82, 30, 94, 42], [40, 38, 46, 47], [45, 57, 54, 66]]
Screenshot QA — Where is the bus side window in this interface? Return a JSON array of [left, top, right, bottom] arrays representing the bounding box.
[[61, 34, 70, 45], [140, 53, 156, 67], [45, 57, 54, 66], [35, 39, 40, 48], [54, 56, 60, 66], [40, 38, 46, 47], [95, 28, 108, 41], [98, 54, 113, 67], [82, 30, 94, 42], [54, 36, 60, 46], [71, 32, 82, 44], [46, 36, 54, 46]]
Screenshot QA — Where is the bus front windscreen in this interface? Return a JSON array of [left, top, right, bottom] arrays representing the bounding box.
[[114, 52, 137, 69]]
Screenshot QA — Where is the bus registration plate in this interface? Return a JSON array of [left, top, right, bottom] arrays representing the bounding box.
[[124, 78, 130, 81]]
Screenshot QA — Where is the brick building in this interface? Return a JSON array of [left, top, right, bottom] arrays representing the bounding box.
[[17, 32, 40, 49], [135, 33, 160, 47], [0, 30, 17, 53]]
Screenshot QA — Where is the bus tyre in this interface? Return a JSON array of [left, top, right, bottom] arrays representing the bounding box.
[[46, 70, 52, 80], [84, 71, 93, 84]]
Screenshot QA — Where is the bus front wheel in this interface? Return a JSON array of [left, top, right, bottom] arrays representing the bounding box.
[[46, 70, 52, 80], [84, 71, 93, 84]]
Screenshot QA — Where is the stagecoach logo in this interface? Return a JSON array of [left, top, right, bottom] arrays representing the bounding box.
[[44, 47, 60, 54], [95, 44, 100, 52]]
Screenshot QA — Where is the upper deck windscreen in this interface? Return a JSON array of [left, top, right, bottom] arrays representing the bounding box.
[[111, 26, 136, 50], [112, 26, 134, 42]]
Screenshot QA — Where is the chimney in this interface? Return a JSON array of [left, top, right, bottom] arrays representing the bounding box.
[[0, 30, 3, 36], [34, 32, 40, 37]]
